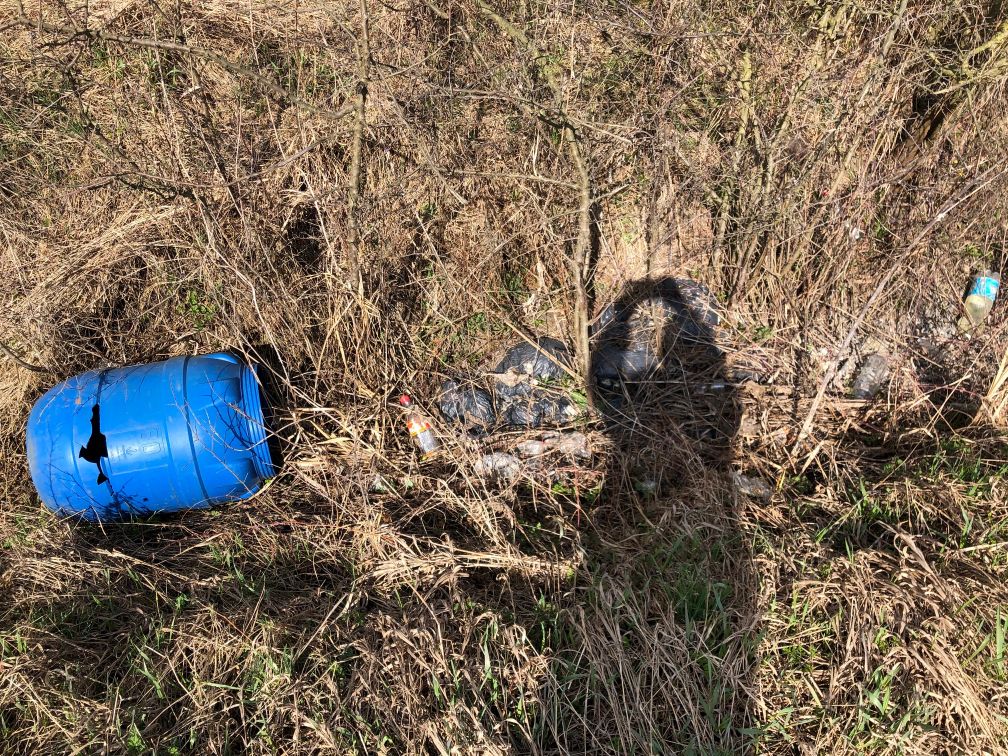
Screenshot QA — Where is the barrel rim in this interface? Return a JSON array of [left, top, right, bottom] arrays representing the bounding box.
[[239, 362, 274, 481]]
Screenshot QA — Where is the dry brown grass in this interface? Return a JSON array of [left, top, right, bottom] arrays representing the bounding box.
[[3, 0, 1008, 753]]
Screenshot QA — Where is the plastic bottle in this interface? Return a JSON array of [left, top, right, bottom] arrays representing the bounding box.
[[851, 353, 889, 400], [474, 452, 521, 483], [399, 394, 440, 455], [958, 270, 1000, 333]]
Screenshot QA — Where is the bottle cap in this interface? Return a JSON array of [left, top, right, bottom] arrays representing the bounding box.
[[398, 394, 413, 407]]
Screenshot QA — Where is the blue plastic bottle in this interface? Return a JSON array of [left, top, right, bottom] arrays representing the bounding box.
[[26, 352, 274, 522], [958, 270, 1000, 333]]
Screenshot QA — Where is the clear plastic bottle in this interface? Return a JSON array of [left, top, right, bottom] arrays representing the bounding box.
[[399, 394, 440, 455], [958, 270, 1000, 333], [851, 353, 889, 400]]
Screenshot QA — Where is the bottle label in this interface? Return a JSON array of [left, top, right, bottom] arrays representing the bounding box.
[[968, 275, 1000, 302], [406, 416, 431, 436]]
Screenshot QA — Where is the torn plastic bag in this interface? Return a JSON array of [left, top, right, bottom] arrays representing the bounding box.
[[499, 391, 579, 428], [439, 336, 580, 431], [493, 336, 572, 379], [492, 338, 578, 428]]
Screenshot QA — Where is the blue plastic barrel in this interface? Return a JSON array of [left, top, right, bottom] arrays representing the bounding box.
[[26, 352, 274, 522]]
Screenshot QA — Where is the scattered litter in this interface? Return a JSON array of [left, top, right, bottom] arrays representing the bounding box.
[[514, 438, 549, 457], [439, 337, 581, 432], [474, 432, 592, 487], [730, 470, 773, 500], [399, 394, 440, 455], [432, 278, 723, 485], [551, 431, 591, 460], [726, 367, 762, 384], [370, 474, 417, 493], [958, 269, 1000, 334], [845, 222, 864, 242], [916, 335, 942, 360], [697, 380, 729, 392], [439, 278, 723, 435], [515, 431, 591, 461], [474, 452, 522, 483], [370, 473, 396, 493], [499, 390, 579, 428], [851, 353, 890, 400], [910, 304, 957, 361], [632, 476, 658, 496]]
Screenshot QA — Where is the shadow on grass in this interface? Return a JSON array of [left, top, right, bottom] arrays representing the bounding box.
[[522, 277, 753, 753], [5, 281, 754, 753], [4, 512, 358, 751]]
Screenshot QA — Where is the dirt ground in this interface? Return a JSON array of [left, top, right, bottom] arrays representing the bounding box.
[[3, 0, 1008, 753]]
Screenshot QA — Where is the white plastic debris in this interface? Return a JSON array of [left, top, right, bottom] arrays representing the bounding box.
[[847, 224, 864, 242], [474, 453, 522, 483], [515, 431, 591, 461], [730, 470, 773, 500]]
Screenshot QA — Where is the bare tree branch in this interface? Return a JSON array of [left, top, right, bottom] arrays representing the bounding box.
[[475, 0, 595, 398], [0, 341, 50, 373], [10, 6, 355, 123]]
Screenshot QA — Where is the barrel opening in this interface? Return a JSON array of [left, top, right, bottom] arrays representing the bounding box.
[[248, 343, 288, 470], [78, 404, 109, 485]]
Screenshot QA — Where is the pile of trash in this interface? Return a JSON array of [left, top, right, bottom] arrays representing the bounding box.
[[438, 277, 723, 434], [435, 337, 587, 486], [394, 267, 1007, 494], [439, 336, 579, 434], [591, 277, 721, 389], [473, 430, 593, 484], [417, 277, 726, 485]]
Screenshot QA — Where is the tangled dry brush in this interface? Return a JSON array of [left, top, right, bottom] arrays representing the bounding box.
[[3, 0, 1008, 753]]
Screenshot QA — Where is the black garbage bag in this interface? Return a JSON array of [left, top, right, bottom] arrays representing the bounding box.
[[493, 336, 572, 380], [592, 278, 721, 384], [664, 278, 721, 340], [439, 337, 581, 431], [592, 341, 658, 384], [438, 379, 496, 433], [500, 390, 579, 428], [491, 337, 579, 428]]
